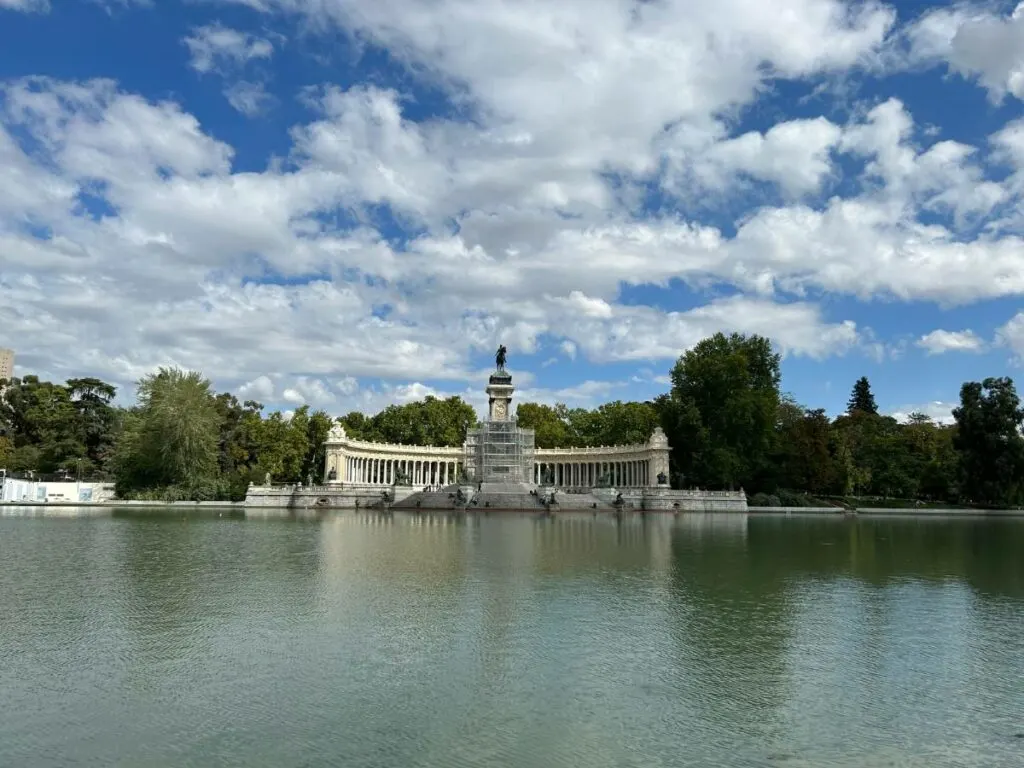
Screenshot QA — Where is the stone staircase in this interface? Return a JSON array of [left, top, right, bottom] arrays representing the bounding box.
[[390, 485, 465, 510], [388, 483, 620, 512]]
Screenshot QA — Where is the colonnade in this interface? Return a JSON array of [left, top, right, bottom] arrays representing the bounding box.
[[324, 425, 671, 489], [533, 458, 651, 488], [344, 456, 463, 487]]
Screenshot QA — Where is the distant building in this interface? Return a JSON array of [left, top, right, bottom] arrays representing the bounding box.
[[0, 348, 12, 382]]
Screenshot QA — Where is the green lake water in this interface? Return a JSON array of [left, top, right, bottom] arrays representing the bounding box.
[[1, 509, 1022, 767]]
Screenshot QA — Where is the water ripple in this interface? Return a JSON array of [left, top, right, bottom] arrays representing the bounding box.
[[0, 511, 1022, 767]]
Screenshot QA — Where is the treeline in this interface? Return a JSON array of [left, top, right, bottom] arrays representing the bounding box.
[[2, 331, 1023, 506]]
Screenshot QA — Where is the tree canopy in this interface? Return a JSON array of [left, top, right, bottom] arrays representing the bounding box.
[[952, 377, 1024, 507], [4, 334, 1023, 507], [659, 332, 781, 489]]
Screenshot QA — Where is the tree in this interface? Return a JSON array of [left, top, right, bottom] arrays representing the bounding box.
[[664, 332, 781, 490], [338, 411, 370, 440], [515, 402, 572, 448], [584, 400, 659, 446], [847, 376, 878, 415], [344, 396, 476, 446], [0, 376, 87, 473], [774, 406, 835, 494], [952, 377, 1024, 506], [112, 368, 221, 499], [304, 410, 334, 483], [66, 377, 118, 473]]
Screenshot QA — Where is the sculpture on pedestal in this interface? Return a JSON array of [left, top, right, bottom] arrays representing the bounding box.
[[495, 344, 507, 371]]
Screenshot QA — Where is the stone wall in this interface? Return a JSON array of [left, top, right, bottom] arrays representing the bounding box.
[[244, 483, 747, 512], [625, 487, 748, 512], [243, 484, 418, 510]]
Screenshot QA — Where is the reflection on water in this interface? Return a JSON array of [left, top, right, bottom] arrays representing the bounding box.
[[1, 509, 1022, 767]]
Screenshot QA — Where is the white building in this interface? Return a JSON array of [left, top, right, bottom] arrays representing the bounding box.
[[0, 347, 13, 382], [0, 477, 116, 504]]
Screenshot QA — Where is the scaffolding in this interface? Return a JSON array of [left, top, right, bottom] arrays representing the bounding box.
[[465, 419, 536, 484]]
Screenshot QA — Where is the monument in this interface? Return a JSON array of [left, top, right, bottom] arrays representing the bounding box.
[[245, 344, 748, 512], [463, 345, 536, 489]]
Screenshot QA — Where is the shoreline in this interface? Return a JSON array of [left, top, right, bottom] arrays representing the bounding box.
[[2, 500, 1023, 517]]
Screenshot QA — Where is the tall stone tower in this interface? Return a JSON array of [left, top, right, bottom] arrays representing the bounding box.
[[486, 370, 514, 421], [0, 348, 13, 383]]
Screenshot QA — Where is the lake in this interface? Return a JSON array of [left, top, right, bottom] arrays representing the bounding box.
[[1, 509, 1022, 767]]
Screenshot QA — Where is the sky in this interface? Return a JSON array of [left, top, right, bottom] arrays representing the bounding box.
[[0, 0, 1023, 423]]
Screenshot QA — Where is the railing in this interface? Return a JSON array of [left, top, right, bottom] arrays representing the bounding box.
[[535, 444, 656, 457], [324, 437, 464, 454]]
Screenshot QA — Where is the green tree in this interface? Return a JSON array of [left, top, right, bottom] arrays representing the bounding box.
[[516, 402, 572, 448], [847, 376, 878, 415], [112, 368, 221, 499], [775, 406, 835, 494], [338, 411, 370, 440], [66, 377, 118, 474], [0, 376, 86, 473], [664, 333, 781, 490], [354, 396, 476, 446], [213, 394, 265, 499], [584, 400, 659, 446], [304, 410, 334, 483], [953, 377, 1024, 506], [901, 413, 959, 502]]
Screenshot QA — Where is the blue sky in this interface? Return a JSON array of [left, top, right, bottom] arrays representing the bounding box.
[[1, 0, 1023, 422]]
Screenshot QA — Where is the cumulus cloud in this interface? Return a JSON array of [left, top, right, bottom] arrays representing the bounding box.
[[680, 117, 843, 198], [916, 329, 985, 355], [183, 24, 274, 74], [5, 0, 1024, 417], [995, 312, 1024, 361], [906, 2, 1024, 102], [889, 401, 958, 425], [224, 80, 272, 116]]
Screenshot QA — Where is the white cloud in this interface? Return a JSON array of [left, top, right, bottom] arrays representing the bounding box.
[[183, 24, 274, 74], [5, 0, 1024, 417], [224, 80, 272, 116], [681, 117, 843, 198], [284, 0, 894, 219], [993, 118, 1024, 171], [995, 312, 1024, 361], [237, 375, 275, 402], [0, 0, 47, 10], [889, 401, 957, 425], [916, 329, 985, 355], [906, 2, 1024, 102]]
